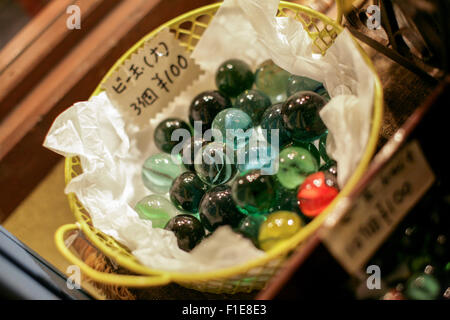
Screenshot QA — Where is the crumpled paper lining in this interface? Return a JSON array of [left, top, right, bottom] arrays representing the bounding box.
[[44, 0, 375, 273]]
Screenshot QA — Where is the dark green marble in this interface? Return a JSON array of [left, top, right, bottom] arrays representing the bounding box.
[[234, 214, 268, 248], [235, 89, 271, 124], [179, 136, 207, 171], [169, 171, 209, 213], [286, 75, 323, 97], [198, 185, 244, 232], [231, 170, 276, 214], [281, 91, 328, 142], [189, 90, 231, 133], [316, 86, 331, 101], [260, 103, 291, 147], [215, 59, 254, 98], [164, 214, 205, 251], [154, 118, 191, 154]]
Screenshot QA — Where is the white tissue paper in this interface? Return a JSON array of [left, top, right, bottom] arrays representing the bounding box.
[[44, 0, 375, 272]]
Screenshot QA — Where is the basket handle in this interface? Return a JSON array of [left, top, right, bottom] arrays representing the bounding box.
[[55, 224, 171, 288]]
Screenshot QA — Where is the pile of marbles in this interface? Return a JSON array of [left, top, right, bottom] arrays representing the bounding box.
[[136, 58, 339, 253]]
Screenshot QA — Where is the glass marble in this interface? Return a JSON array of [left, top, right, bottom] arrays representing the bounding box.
[[316, 86, 331, 101], [169, 171, 209, 213], [276, 146, 319, 189], [235, 214, 267, 248], [164, 214, 205, 252], [189, 90, 231, 133], [154, 118, 192, 154], [142, 153, 185, 194], [135, 195, 180, 228], [194, 142, 237, 186], [405, 273, 441, 300], [237, 144, 278, 175], [258, 211, 303, 251], [179, 136, 207, 171], [320, 160, 337, 177], [260, 103, 291, 147], [231, 170, 276, 214], [297, 171, 339, 218], [319, 133, 331, 163], [215, 59, 254, 98], [271, 186, 306, 219], [198, 185, 245, 232], [235, 89, 272, 124], [289, 141, 321, 166], [255, 60, 291, 103], [281, 91, 328, 142], [286, 75, 323, 97], [211, 108, 253, 150]]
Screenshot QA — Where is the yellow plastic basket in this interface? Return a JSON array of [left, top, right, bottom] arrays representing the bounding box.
[[55, 1, 383, 294]]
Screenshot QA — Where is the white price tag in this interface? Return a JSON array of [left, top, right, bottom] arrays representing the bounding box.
[[102, 28, 205, 128], [323, 140, 435, 274]]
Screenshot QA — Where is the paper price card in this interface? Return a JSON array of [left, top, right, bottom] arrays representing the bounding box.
[[323, 140, 435, 275], [102, 28, 204, 128]]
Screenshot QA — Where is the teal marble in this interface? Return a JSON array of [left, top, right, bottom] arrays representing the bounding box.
[[405, 273, 441, 300], [165, 214, 205, 251], [169, 171, 209, 213], [212, 108, 253, 150], [237, 144, 278, 175], [154, 118, 191, 153], [281, 91, 328, 142], [235, 214, 268, 247], [235, 89, 271, 124], [286, 75, 323, 97], [215, 59, 254, 98], [142, 153, 185, 194], [198, 185, 244, 232], [231, 170, 276, 214], [194, 142, 237, 186], [260, 103, 291, 147], [255, 60, 291, 103], [134, 195, 180, 228], [276, 146, 319, 189]]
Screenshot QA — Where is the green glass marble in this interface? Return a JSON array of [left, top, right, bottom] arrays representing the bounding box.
[[231, 170, 276, 214], [260, 103, 291, 147], [179, 136, 207, 172], [142, 153, 185, 194], [281, 91, 328, 142], [258, 211, 303, 251], [316, 86, 331, 101], [255, 60, 291, 103], [235, 214, 268, 248], [211, 108, 253, 150], [134, 194, 180, 228], [287, 141, 321, 166], [154, 118, 191, 153], [319, 133, 331, 163], [215, 59, 254, 98], [286, 75, 323, 97], [189, 90, 231, 133], [194, 142, 237, 185], [169, 171, 209, 213], [235, 89, 271, 124], [405, 273, 441, 300], [276, 146, 319, 189], [271, 186, 306, 218], [164, 214, 205, 251], [198, 185, 244, 232]]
